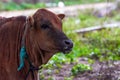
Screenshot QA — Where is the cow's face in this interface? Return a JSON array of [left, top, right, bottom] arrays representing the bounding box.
[[28, 9, 73, 54]]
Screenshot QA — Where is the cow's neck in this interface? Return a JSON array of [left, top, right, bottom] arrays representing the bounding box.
[[26, 36, 55, 65], [42, 51, 55, 64], [24, 29, 55, 80]]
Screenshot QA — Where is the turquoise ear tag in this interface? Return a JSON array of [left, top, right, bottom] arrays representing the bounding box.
[[17, 46, 27, 71]]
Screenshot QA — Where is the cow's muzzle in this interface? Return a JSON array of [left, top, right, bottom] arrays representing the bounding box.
[[62, 39, 73, 53]]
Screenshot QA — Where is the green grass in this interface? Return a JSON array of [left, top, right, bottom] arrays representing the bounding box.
[[71, 64, 92, 75], [63, 11, 120, 60], [0, 2, 46, 11], [64, 0, 108, 6]]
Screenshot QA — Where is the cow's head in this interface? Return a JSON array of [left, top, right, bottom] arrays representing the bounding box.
[[27, 9, 73, 55]]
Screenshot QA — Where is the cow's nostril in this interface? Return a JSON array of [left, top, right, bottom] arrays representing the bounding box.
[[64, 40, 73, 48], [65, 40, 70, 45]]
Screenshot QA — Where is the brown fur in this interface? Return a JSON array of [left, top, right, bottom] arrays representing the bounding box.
[[0, 9, 72, 80]]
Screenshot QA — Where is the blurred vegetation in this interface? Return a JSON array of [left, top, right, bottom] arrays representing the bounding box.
[[63, 10, 120, 61], [0, 2, 46, 11], [59, 0, 113, 6], [0, 0, 113, 11], [71, 64, 92, 75]]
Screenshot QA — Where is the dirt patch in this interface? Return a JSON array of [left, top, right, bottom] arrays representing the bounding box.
[[40, 57, 120, 80]]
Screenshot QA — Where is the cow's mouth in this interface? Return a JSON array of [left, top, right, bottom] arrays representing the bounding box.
[[62, 47, 73, 54]]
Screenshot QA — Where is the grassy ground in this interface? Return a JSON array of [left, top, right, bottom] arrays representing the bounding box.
[[39, 10, 120, 80]]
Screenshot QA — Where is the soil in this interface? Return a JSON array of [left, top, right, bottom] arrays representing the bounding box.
[[40, 57, 120, 80]]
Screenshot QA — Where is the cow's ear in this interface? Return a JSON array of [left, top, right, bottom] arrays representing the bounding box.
[[27, 16, 34, 27], [57, 14, 65, 20]]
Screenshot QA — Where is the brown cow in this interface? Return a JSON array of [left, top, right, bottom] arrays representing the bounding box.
[[0, 9, 73, 80]]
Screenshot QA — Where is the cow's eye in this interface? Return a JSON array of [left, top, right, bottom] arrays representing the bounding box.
[[41, 24, 49, 29]]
